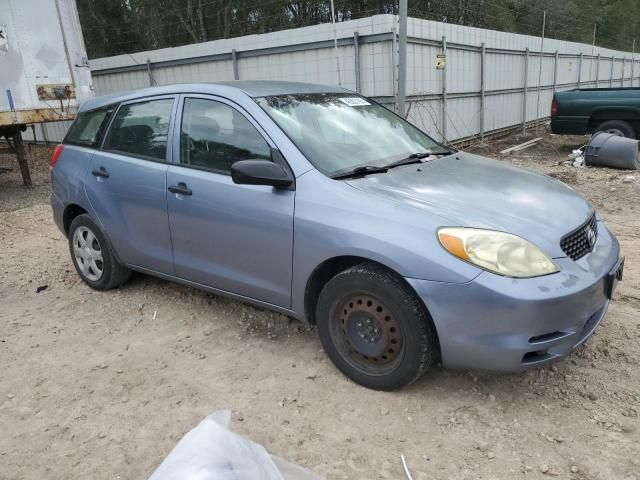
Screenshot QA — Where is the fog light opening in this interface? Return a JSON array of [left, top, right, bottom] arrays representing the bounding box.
[[522, 349, 551, 365]]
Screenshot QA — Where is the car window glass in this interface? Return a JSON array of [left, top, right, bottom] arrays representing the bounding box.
[[180, 98, 271, 173], [256, 94, 448, 175], [65, 107, 113, 147], [107, 98, 174, 161], [316, 114, 359, 145]]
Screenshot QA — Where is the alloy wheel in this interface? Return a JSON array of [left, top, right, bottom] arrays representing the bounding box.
[[72, 226, 104, 281]]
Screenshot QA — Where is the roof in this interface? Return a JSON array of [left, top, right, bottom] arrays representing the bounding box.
[[217, 80, 349, 97], [80, 81, 351, 112]]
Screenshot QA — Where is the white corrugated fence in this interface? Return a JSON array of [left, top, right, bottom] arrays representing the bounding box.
[[30, 14, 640, 145]]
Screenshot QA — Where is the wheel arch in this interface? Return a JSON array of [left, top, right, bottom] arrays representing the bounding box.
[[303, 255, 436, 331], [62, 204, 125, 266], [62, 204, 89, 236], [588, 108, 640, 130]]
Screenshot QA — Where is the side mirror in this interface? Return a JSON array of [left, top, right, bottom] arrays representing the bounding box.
[[231, 159, 294, 188]]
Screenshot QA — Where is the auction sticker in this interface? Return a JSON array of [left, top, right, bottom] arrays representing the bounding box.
[[338, 97, 370, 107]]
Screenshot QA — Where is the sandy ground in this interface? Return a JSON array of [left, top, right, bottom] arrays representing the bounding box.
[[1, 135, 639, 480]]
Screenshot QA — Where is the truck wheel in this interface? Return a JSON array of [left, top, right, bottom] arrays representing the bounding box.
[[595, 120, 636, 139], [316, 263, 438, 390], [68, 214, 131, 290]]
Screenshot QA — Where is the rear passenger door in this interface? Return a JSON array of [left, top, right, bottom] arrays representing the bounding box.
[[85, 95, 177, 274], [166, 95, 294, 308]]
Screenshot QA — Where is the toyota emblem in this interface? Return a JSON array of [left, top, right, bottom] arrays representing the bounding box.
[[586, 227, 596, 247]]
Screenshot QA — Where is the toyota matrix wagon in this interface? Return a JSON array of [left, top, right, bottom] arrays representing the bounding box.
[[50, 81, 624, 390]]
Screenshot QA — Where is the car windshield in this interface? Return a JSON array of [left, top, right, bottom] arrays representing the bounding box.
[[255, 93, 450, 176]]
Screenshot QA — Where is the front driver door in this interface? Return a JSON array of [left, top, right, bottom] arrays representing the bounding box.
[[166, 95, 295, 308]]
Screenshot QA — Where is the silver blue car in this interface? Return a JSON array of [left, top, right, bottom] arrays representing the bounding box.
[[50, 81, 624, 390]]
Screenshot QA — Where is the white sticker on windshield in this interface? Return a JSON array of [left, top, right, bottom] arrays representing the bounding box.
[[338, 97, 370, 107]]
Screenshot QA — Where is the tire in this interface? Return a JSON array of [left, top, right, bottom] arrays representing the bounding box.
[[316, 263, 438, 390], [595, 120, 636, 139], [68, 214, 131, 290]]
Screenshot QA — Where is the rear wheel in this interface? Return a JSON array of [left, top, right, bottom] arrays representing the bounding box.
[[595, 120, 636, 139], [68, 214, 131, 290], [316, 263, 438, 390]]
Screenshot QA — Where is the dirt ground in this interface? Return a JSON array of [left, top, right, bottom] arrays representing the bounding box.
[[1, 134, 639, 480]]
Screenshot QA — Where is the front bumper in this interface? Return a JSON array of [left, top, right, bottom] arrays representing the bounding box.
[[407, 220, 621, 372]]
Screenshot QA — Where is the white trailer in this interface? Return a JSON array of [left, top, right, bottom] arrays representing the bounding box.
[[0, 0, 92, 185]]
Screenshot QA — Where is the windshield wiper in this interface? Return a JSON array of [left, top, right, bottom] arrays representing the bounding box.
[[383, 152, 432, 169], [331, 151, 453, 180], [331, 165, 389, 179]]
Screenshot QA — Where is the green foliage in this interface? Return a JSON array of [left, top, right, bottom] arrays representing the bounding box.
[[77, 0, 640, 58]]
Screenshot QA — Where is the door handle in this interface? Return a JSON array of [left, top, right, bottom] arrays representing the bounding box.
[[91, 167, 110, 178], [168, 182, 192, 196]]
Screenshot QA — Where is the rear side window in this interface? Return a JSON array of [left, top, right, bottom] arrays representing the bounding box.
[[105, 98, 174, 161], [65, 107, 113, 147]]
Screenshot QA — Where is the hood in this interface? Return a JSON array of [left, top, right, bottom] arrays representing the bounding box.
[[345, 152, 593, 258]]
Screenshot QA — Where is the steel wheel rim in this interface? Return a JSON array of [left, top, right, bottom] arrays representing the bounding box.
[[331, 293, 404, 376], [72, 226, 104, 281]]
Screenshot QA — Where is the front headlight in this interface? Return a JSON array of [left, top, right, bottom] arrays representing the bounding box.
[[438, 227, 559, 278]]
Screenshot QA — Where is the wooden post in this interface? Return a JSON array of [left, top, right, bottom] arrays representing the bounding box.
[[13, 128, 32, 187]]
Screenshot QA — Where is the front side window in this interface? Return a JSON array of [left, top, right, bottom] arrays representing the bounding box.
[[255, 94, 449, 176], [65, 106, 114, 147], [106, 98, 174, 161], [180, 98, 270, 173]]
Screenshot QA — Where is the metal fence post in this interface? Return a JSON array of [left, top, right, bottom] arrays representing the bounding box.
[[442, 35, 447, 142], [391, 27, 398, 112], [610, 57, 614, 87], [397, 0, 408, 116], [622, 57, 626, 86], [354, 32, 361, 93], [146, 59, 155, 86], [595, 53, 600, 87], [232, 49, 239, 80], [553, 50, 559, 93], [40, 123, 49, 146], [522, 48, 529, 134], [480, 42, 486, 143], [577, 53, 583, 87]]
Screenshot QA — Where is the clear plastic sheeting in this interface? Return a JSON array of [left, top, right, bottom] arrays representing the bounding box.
[[148, 410, 322, 480]]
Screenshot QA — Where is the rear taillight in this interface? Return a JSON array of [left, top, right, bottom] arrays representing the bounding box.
[[50, 144, 64, 169], [551, 98, 558, 117]]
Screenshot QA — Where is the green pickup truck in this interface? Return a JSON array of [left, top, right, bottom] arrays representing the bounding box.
[[550, 87, 640, 139]]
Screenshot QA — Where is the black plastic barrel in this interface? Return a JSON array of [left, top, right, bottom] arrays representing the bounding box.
[[584, 132, 639, 170]]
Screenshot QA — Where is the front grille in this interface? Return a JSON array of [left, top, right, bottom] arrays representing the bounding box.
[[560, 214, 598, 261]]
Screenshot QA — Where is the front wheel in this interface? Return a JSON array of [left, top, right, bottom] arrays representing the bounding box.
[[316, 263, 438, 390], [68, 214, 131, 290]]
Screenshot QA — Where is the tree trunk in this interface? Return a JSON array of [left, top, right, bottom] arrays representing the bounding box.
[[197, 0, 207, 41]]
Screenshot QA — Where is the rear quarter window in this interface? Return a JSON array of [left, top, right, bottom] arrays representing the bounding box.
[[64, 107, 114, 148]]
